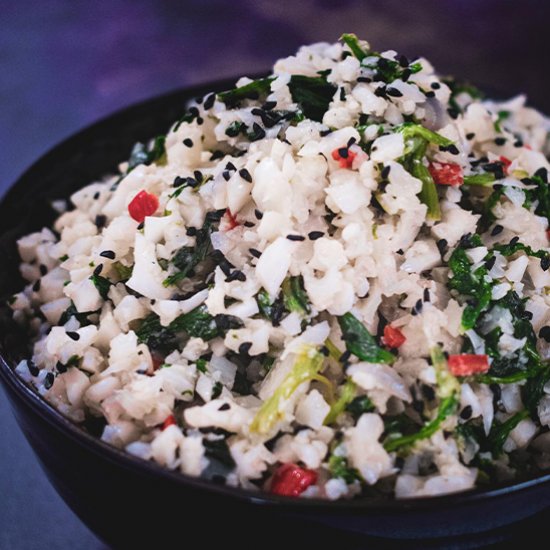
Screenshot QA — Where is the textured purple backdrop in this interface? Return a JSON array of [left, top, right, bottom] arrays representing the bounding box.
[[1, 1, 550, 548]]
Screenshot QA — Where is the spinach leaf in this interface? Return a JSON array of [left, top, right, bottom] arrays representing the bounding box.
[[340, 33, 369, 61], [328, 453, 361, 484], [338, 312, 395, 364], [170, 305, 220, 340], [288, 75, 337, 122], [282, 276, 310, 316], [447, 234, 493, 331], [487, 410, 529, 456], [90, 274, 112, 300], [127, 135, 166, 171], [324, 379, 357, 425], [163, 219, 213, 287], [218, 77, 275, 106], [384, 394, 458, 452]]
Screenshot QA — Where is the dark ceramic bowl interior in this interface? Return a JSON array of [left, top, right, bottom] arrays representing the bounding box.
[[1, 78, 550, 548]]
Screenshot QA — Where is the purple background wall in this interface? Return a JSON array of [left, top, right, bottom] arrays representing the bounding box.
[[1, 1, 550, 548]]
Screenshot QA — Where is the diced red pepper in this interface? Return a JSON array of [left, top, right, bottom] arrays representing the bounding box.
[[447, 354, 490, 376], [331, 147, 357, 169], [161, 415, 177, 430], [546, 229, 550, 241], [270, 463, 317, 497], [382, 325, 406, 348], [428, 162, 464, 186], [224, 208, 239, 231], [499, 156, 512, 175], [128, 190, 159, 223]]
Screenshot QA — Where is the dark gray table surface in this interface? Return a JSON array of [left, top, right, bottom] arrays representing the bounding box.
[[2, 1, 550, 548]]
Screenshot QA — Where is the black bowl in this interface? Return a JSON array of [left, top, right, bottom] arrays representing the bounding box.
[[1, 79, 550, 549]]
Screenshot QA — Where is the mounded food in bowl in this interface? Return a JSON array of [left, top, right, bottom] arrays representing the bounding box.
[[4, 33, 550, 515]]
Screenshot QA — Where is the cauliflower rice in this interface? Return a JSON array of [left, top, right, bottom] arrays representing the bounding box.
[[10, 34, 550, 499]]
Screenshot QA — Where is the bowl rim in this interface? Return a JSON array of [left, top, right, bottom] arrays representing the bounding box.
[[2, 78, 550, 514]]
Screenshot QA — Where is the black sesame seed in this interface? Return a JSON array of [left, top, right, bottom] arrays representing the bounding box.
[[436, 239, 448, 255], [243, 221, 255, 228], [490, 224, 503, 236], [357, 76, 371, 83], [222, 170, 232, 181], [494, 137, 507, 146], [386, 87, 403, 98], [238, 342, 252, 355], [32, 280, 41, 292], [308, 231, 324, 241], [340, 350, 352, 363], [445, 143, 460, 155], [93, 264, 103, 276], [262, 100, 277, 111], [196, 116, 204, 125], [249, 122, 266, 141], [513, 139, 523, 148], [39, 264, 48, 276], [339, 87, 346, 101], [44, 372, 55, 390], [396, 249, 404, 256], [210, 150, 224, 161], [397, 54, 409, 67], [401, 68, 412, 81], [381, 165, 391, 179], [509, 236, 519, 246], [448, 107, 459, 119], [286, 234, 305, 242], [485, 256, 496, 271], [217, 403, 231, 412], [28, 360, 39, 377], [539, 326, 550, 342], [423, 288, 430, 302], [100, 250, 116, 260], [425, 90, 436, 98], [254, 209, 263, 220], [186, 226, 197, 237], [66, 331, 80, 341], [95, 214, 107, 229], [137, 222, 144, 230], [249, 248, 262, 258], [430, 82, 441, 90], [320, 345, 329, 357], [374, 86, 386, 98], [466, 132, 475, 140], [460, 405, 473, 420], [541, 256, 550, 271], [183, 138, 194, 147], [225, 270, 246, 283], [239, 168, 252, 182], [219, 262, 232, 277], [338, 147, 349, 159], [93, 191, 100, 200], [320, 129, 332, 137], [203, 93, 216, 110]]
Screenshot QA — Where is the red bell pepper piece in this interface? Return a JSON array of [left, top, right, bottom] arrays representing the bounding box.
[[428, 162, 463, 186], [224, 208, 239, 231], [128, 190, 159, 223], [499, 156, 512, 175], [382, 325, 406, 348], [331, 147, 357, 169], [447, 354, 490, 376], [270, 463, 317, 497], [161, 415, 177, 430]]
